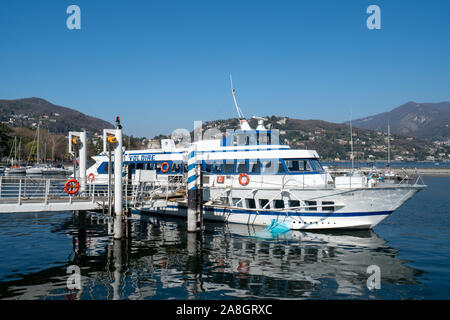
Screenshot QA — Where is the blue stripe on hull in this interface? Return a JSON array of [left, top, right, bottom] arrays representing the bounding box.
[[139, 205, 392, 218]]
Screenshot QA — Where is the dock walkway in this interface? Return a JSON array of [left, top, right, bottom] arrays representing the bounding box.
[[0, 176, 108, 213]]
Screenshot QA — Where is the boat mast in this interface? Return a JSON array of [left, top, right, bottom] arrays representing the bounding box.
[[18, 138, 21, 166], [230, 75, 251, 131], [387, 123, 391, 165], [52, 137, 55, 164], [230, 74, 245, 119], [350, 110, 354, 170], [13, 136, 17, 166], [36, 123, 40, 164]]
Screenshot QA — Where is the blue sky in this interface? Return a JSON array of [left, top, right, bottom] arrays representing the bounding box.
[[1, 0, 449, 137]]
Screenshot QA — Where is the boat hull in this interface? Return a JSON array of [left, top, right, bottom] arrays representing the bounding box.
[[136, 205, 391, 230], [7, 168, 26, 175], [135, 185, 423, 230]]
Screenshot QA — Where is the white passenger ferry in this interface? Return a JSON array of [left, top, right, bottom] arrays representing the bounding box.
[[85, 116, 425, 230], [86, 79, 425, 230]]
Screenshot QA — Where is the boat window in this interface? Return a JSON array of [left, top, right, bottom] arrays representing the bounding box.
[[232, 135, 239, 146], [285, 160, 299, 171], [172, 162, 181, 173], [310, 159, 323, 171], [284, 159, 313, 172], [248, 159, 261, 173], [305, 200, 317, 211], [213, 161, 223, 173], [203, 161, 212, 173], [278, 160, 287, 173], [136, 163, 144, 170], [97, 162, 112, 174], [322, 201, 334, 211], [261, 159, 276, 174], [257, 132, 268, 145], [231, 132, 257, 146], [246, 198, 256, 209], [236, 160, 247, 173], [288, 200, 300, 208], [259, 199, 270, 209], [224, 160, 235, 174], [146, 162, 154, 170], [155, 162, 162, 173], [303, 160, 312, 171], [128, 163, 135, 171], [274, 199, 285, 209], [232, 198, 243, 208]]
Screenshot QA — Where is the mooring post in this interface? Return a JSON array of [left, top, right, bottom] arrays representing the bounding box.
[[112, 237, 124, 300], [113, 118, 124, 240], [187, 144, 199, 232], [77, 210, 87, 254], [108, 146, 112, 216], [196, 163, 203, 230]]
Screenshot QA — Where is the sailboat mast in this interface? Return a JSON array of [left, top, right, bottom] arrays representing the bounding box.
[[36, 123, 40, 163], [350, 111, 354, 170], [387, 124, 391, 165], [18, 138, 21, 166], [13, 136, 17, 166], [52, 138, 55, 163]]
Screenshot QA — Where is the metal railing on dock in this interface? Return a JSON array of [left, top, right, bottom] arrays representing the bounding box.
[[0, 174, 186, 214], [0, 176, 109, 213]]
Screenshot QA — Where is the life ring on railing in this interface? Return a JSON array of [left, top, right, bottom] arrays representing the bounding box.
[[87, 173, 95, 183], [238, 173, 250, 186], [217, 176, 225, 184], [64, 179, 80, 195], [161, 162, 170, 173]]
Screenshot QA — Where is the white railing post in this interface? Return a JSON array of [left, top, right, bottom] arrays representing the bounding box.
[[18, 179, 22, 205], [44, 179, 50, 204]]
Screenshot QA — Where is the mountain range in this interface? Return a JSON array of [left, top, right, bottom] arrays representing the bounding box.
[[0, 98, 114, 135], [186, 116, 437, 161], [348, 101, 450, 141], [0, 97, 449, 161]]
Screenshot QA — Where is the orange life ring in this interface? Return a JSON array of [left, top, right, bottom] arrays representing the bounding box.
[[238, 173, 250, 186], [161, 162, 170, 173], [87, 173, 95, 182], [64, 179, 80, 195]]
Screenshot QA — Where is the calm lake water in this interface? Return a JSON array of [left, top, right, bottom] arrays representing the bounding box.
[[0, 176, 449, 300]]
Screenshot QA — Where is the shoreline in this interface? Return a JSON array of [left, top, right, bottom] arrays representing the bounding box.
[[326, 167, 450, 176], [403, 168, 450, 176]]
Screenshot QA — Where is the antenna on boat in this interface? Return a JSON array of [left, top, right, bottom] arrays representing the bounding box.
[[230, 74, 251, 130], [230, 74, 245, 119]]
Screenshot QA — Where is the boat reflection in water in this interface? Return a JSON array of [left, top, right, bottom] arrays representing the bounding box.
[[1, 214, 424, 300]]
